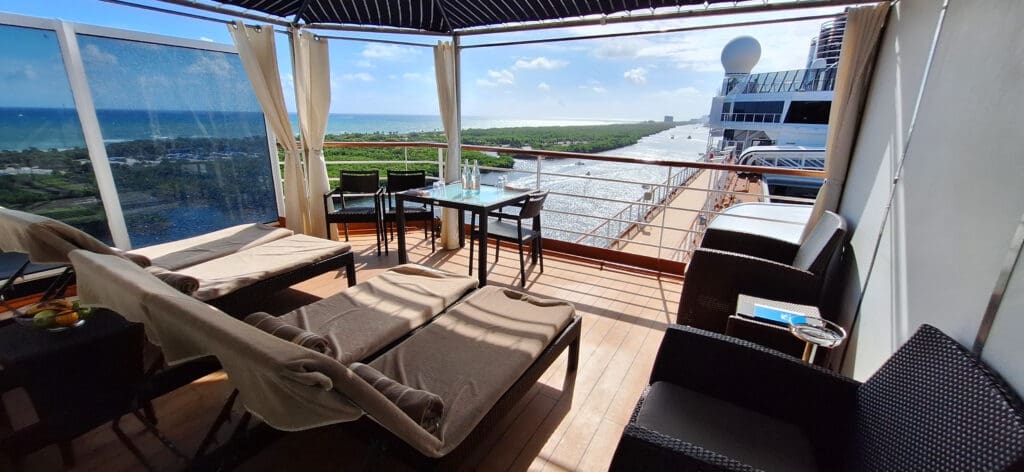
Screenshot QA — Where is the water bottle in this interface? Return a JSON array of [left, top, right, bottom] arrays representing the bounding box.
[[470, 159, 481, 194], [461, 159, 469, 189]]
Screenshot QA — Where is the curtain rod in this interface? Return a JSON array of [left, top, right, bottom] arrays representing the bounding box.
[[454, 0, 871, 36], [99, 0, 234, 25], [460, 11, 844, 49], [148, 0, 292, 27], [313, 34, 435, 48]]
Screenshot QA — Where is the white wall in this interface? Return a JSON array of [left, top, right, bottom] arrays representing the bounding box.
[[838, 0, 1024, 387]]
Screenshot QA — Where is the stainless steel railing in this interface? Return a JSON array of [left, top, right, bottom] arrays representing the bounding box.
[[301, 141, 824, 268]]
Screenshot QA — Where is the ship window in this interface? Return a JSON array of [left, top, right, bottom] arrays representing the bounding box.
[[784, 101, 832, 124], [732, 101, 784, 114]]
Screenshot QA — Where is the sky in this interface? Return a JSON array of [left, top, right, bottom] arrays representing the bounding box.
[[0, 0, 845, 121]]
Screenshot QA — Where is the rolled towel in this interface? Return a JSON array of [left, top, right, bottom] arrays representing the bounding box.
[[145, 266, 199, 295], [351, 362, 444, 435], [113, 249, 151, 268], [244, 312, 332, 356]]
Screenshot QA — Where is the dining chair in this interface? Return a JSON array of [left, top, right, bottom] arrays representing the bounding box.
[[323, 170, 384, 255], [382, 170, 435, 253], [469, 191, 547, 287]]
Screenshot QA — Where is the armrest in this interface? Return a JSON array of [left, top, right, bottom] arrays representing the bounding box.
[[678, 248, 820, 331], [700, 228, 799, 264], [650, 324, 859, 430], [611, 422, 750, 471]]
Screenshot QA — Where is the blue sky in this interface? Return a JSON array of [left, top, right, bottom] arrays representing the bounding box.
[[0, 0, 844, 121]]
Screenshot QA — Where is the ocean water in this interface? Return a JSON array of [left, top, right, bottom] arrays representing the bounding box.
[[0, 107, 630, 151]]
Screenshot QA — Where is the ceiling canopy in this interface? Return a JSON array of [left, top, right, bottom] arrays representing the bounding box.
[[195, 0, 739, 34]]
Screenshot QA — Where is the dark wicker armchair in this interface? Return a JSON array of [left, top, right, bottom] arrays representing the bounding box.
[[678, 211, 847, 334], [610, 324, 1024, 471]]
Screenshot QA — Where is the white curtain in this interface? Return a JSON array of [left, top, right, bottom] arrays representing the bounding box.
[[802, 3, 890, 241], [292, 28, 332, 239], [434, 41, 461, 249], [229, 21, 308, 234]]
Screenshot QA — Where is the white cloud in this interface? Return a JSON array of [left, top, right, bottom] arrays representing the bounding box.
[[585, 14, 837, 73], [362, 44, 417, 60], [537, 82, 551, 91], [82, 44, 117, 65], [355, 60, 374, 68], [624, 67, 648, 85], [402, 72, 431, 82], [652, 86, 702, 98], [341, 72, 374, 82], [186, 53, 232, 77], [477, 69, 515, 87], [579, 80, 607, 93], [512, 56, 568, 70]]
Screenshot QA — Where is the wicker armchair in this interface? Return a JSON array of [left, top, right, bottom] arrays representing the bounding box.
[[678, 211, 847, 334], [609, 324, 1024, 471]]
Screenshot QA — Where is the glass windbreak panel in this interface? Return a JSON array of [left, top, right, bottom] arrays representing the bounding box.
[[0, 24, 112, 243], [77, 34, 276, 248]]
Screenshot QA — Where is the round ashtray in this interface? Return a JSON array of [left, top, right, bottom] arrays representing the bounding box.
[[788, 317, 846, 349], [13, 299, 91, 332]]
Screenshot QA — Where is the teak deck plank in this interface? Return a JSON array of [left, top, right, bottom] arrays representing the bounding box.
[[10, 234, 681, 472]]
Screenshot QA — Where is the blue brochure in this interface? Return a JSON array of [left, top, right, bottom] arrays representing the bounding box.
[[751, 304, 807, 326]]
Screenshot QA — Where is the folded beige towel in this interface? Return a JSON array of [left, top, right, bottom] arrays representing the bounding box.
[[145, 266, 200, 295], [244, 312, 332, 355], [351, 362, 444, 435]]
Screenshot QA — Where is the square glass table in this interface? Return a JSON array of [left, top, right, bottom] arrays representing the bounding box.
[[395, 184, 533, 286]]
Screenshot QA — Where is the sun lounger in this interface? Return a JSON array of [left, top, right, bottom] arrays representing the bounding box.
[[0, 209, 356, 313], [69, 250, 580, 467]]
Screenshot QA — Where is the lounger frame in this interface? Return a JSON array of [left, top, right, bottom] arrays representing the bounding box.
[[207, 251, 356, 316], [190, 314, 582, 471]]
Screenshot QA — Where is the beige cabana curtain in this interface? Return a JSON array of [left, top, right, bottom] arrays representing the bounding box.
[[229, 21, 309, 234], [292, 28, 332, 238], [802, 3, 890, 241], [434, 41, 461, 249]]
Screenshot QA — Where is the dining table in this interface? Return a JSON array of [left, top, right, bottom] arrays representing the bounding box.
[[395, 183, 534, 287]]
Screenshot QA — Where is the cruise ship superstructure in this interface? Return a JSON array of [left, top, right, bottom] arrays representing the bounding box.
[[708, 15, 847, 153]]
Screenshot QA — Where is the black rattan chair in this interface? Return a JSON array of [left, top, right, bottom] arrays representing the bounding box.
[[381, 170, 435, 253], [323, 170, 384, 255], [678, 211, 847, 334], [609, 324, 1024, 471], [469, 191, 546, 287]]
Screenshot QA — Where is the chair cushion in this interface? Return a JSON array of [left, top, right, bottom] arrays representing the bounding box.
[[478, 219, 540, 241], [854, 324, 1024, 471], [277, 264, 477, 364], [369, 286, 574, 456], [636, 381, 817, 472], [128, 223, 294, 270], [179, 234, 352, 301]]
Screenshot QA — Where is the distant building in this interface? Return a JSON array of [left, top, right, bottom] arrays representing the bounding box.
[[664, 115, 674, 123]]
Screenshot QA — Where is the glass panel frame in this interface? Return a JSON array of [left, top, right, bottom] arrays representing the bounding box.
[[0, 12, 283, 250]]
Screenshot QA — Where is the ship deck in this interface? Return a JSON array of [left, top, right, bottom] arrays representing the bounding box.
[[6, 233, 682, 471]]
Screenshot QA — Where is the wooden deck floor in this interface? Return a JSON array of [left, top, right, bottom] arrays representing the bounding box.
[[13, 233, 682, 471]]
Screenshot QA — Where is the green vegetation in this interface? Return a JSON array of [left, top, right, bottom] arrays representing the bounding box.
[[0, 137, 276, 239], [314, 121, 684, 178]]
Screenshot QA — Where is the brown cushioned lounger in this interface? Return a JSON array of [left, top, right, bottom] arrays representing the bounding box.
[[69, 250, 580, 468]]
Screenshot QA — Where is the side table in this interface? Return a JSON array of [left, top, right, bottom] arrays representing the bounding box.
[[0, 309, 144, 466], [730, 295, 845, 364]]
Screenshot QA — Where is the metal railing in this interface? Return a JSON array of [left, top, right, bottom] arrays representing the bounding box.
[[722, 67, 837, 95], [300, 141, 825, 269]]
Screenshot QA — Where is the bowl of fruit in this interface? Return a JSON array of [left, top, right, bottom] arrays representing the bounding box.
[[14, 299, 94, 331]]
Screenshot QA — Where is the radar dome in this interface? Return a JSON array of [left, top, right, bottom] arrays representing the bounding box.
[[721, 36, 761, 74]]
